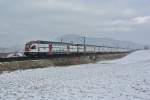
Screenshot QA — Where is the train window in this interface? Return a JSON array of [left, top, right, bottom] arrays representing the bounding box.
[[30, 45, 36, 49]]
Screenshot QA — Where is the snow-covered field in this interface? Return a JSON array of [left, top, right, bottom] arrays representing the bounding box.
[[0, 50, 150, 100]]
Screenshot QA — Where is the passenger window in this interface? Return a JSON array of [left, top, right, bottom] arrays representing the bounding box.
[[31, 45, 36, 49]]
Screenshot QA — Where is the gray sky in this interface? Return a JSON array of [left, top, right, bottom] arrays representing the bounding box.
[[0, 0, 150, 47]]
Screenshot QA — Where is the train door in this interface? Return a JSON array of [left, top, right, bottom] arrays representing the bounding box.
[[48, 44, 52, 55], [67, 45, 70, 54]]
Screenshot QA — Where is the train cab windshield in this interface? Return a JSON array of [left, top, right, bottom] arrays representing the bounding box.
[[25, 44, 30, 48], [25, 44, 31, 51], [30, 45, 36, 49]]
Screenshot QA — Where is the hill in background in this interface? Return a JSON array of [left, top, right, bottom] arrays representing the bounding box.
[[55, 34, 144, 50]]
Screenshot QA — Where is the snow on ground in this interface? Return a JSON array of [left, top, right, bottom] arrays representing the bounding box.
[[0, 50, 150, 100], [105, 50, 150, 65]]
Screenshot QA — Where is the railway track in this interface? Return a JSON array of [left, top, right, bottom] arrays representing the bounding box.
[[0, 52, 130, 62]]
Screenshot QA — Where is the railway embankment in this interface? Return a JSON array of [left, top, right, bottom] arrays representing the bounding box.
[[0, 53, 128, 73]]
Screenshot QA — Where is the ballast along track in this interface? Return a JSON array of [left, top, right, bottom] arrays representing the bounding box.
[[0, 52, 130, 62]]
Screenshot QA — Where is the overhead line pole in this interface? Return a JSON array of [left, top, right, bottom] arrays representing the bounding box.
[[83, 36, 86, 54]]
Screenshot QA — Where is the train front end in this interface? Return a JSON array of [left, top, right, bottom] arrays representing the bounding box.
[[24, 41, 53, 57], [24, 41, 39, 57]]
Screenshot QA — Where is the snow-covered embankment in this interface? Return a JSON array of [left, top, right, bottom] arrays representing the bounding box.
[[0, 50, 150, 100]]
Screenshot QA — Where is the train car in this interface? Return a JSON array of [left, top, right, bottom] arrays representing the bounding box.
[[25, 40, 72, 56], [25, 41, 51, 56]]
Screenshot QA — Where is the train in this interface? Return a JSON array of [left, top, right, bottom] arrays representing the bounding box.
[[24, 40, 129, 57]]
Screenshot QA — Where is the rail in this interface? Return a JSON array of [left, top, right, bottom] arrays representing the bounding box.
[[0, 52, 130, 62]]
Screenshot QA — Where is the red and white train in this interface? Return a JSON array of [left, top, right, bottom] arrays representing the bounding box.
[[24, 40, 128, 57]]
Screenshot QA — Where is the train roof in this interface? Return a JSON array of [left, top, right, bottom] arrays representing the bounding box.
[[26, 40, 73, 45], [26, 40, 99, 46], [26, 40, 127, 49]]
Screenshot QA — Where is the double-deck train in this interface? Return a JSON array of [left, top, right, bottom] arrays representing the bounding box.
[[24, 40, 129, 57]]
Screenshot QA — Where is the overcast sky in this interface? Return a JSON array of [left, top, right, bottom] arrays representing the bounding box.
[[0, 0, 150, 47]]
